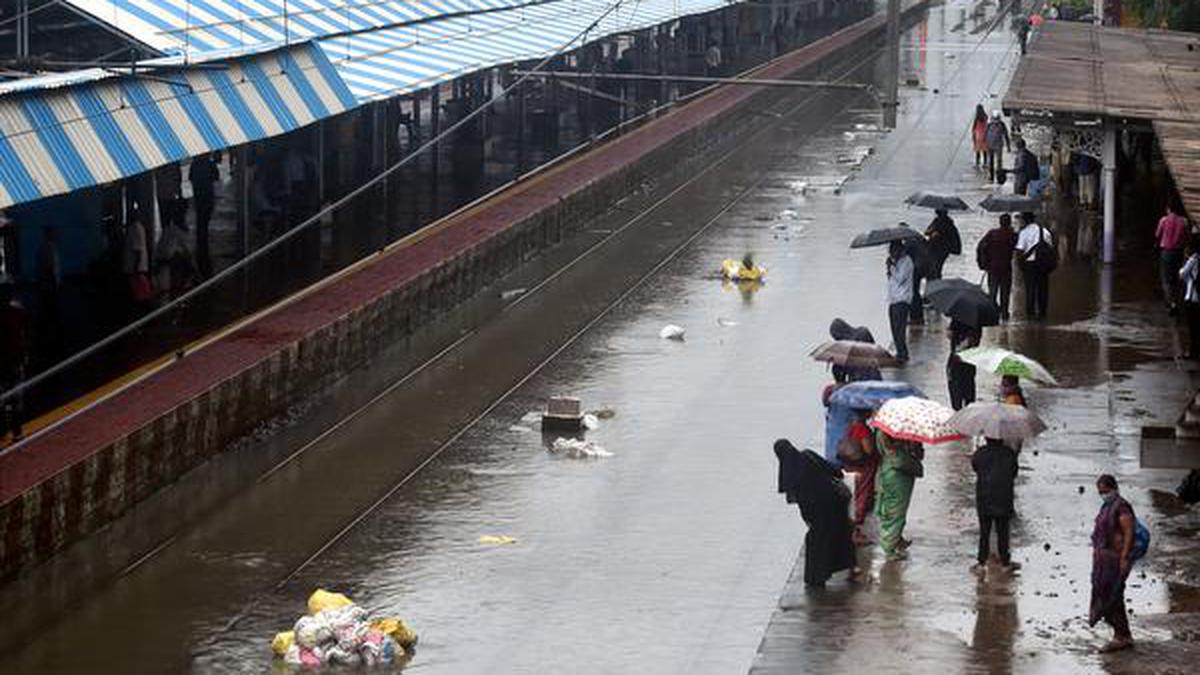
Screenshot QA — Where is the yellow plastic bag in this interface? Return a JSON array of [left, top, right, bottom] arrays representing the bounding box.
[[270, 631, 295, 657], [371, 617, 419, 650], [478, 535, 517, 545], [307, 589, 353, 615], [721, 259, 766, 282]]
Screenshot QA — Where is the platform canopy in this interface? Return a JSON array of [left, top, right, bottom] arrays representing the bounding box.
[[60, 0, 550, 55], [0, 42, 356, 208], [1003, 19, 1200, 220], [319, 0, 732, 102]]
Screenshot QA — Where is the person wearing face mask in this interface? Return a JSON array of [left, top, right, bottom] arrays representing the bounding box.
[[1089, 474, 1136, 653]]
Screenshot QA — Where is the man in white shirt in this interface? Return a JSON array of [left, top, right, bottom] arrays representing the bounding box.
[[887, 239, 914, 362], [1014, 214, 1055, 320]]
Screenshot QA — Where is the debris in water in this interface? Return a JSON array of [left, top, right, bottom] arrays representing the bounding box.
[[660, 324, 686, 341], [550, 437, 612, 458], [500, 288, 528, 301], [788, 180, 810, 194], [1044, 543, 1052, 551], [509, 425, 533, 433], [718, 318, 739, 327], [543, 396, 585, 432], [590, 407, 617, 420], [271, 589, 417, 668], [1078, 486, 1086, 494], [479, 535, 518, 545], [582, 413, 600, 430], [779, 209, 799, 220]]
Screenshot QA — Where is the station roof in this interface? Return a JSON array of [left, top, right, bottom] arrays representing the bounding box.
[[1003, 20, 1200, 218], [0, 42, 356, 209], [320, 0, 730, 102], [60, 0, 548, 55]]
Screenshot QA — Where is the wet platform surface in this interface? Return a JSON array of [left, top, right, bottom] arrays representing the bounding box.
[[3, 2, 1200, 673]]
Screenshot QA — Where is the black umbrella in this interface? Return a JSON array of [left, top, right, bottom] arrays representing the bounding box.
[[979, 193, 1041, 213], [925, 279, 1000, 326], [906, 192, 970, 211], [926, 277, 981, 295], [850, 226, 924, 249]]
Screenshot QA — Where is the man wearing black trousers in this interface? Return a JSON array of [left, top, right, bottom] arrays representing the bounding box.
[[972, 437, 1020, 574]]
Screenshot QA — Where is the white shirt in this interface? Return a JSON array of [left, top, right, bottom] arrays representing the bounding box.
[[1015, 224, 1053, 262], [1182, 254, 1200, 303], [887, 254, 913, 305]]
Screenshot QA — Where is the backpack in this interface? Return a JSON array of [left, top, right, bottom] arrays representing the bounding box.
[[1027, 227, 1058, 274], [1023, 150, 1040, 181], [1132, 518, 1151, 562], [976, 235, 990, 271]]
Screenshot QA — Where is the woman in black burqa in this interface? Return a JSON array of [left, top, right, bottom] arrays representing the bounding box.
[[774, 439, 859, 586]]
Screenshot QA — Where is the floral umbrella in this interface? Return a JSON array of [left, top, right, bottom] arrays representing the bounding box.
[[869, 396, 964, 444]]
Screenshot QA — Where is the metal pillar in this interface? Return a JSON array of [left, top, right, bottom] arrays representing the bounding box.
[[430, 86, 441, 208], [516, 79, 527, 175], [238, 146, 250, 257], [1102, 122, 1117, 264], [883, 0, 900, 129]]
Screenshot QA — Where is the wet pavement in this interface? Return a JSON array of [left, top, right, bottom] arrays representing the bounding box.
[[752, 2, 1200, 674], [3, 2, 1200, 673]]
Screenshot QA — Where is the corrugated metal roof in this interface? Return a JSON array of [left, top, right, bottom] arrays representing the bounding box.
[[0, 42, 356, 208], [1003, 20, 1200, 123], [61, 0, 555, 55], [322, 0, 732, 102], [1155, 120, 1200, 222]]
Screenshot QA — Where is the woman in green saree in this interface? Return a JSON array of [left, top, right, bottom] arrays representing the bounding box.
[[875, 429, 924, 560]]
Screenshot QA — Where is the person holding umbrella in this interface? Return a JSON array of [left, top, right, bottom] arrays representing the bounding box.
[[870, 397, 963, 560], [971, 435, 1020, 575], [948, 402, 1047, 574], [886, 240, 914, 363], [947, 319, 982, 410], [827, 380, 924, 545], [925, 208, 962, 280]]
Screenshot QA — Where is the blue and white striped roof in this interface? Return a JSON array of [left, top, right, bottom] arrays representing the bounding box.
[[62, 0, 552, 55], [0, 42, 356, 208], [322, 0, 733, 102]]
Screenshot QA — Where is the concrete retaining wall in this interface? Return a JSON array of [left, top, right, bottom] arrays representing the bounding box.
[[0, 5, 923, 583]]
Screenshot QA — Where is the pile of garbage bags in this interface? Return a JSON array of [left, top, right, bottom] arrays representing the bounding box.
[[271, 589, 418, 669]]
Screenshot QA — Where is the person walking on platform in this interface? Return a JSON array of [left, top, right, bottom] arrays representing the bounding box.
[[1180, 237, 1200, 358], [886, 240, 914, 363], [0, 279, 29, 442], [1015, 214, 1055, 320], [971, 437, 1020, 574], [977, 214, 1018, 320], [189, 153, 220, 279], [875, 430, 923, 561], [947, 319, 981, 410], [1089, 474, 1136, 653], [985, 111, 1011, 184], [1156, 199, 1189, 314], [972, 105, 989, 168], [1012, 139, 1039, 196], [925, 208, 962, 280]]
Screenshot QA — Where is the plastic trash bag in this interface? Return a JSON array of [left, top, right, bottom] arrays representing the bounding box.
[[659, 324, 686, 341], [270, 631, 295, 657], [370, 618, 419, 650], [721, 259, 766, 282], [550, 437, 612, 458], [307, 589, 353, 615], [479, 535, 518, 545]]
